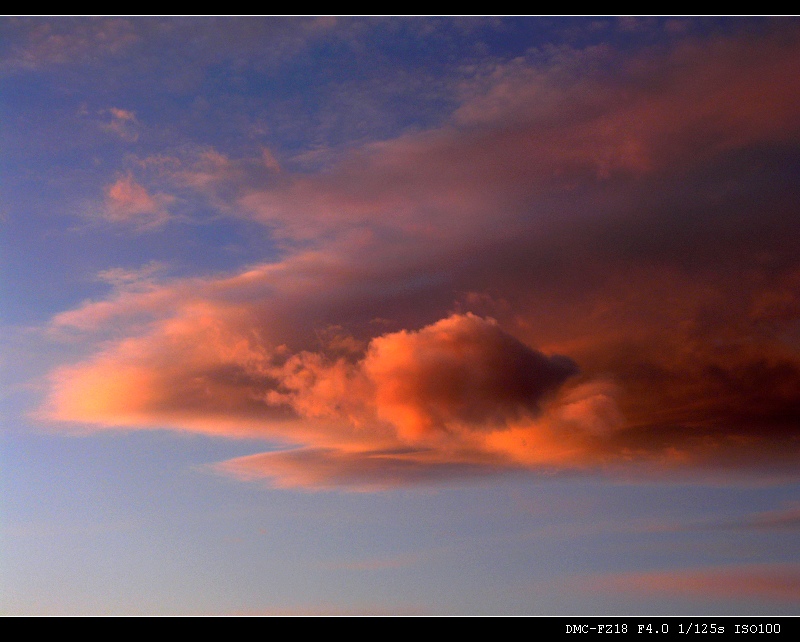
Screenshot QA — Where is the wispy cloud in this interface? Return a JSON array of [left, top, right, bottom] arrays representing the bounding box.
[[0, 17, 339, 75], [704, 505, 800, 531], [99, 107, 141, 142], [99, 175, 173, 229], [320, 552, 422, 571], [1, 18, 138, 72], [575, 564, 800, 603]]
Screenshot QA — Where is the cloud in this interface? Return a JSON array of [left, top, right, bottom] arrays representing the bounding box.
[[265, 313, 578, 441], [39, 23, 800, 489], [713, 505, 800, 531], [100, 175, 173, 229], [362, 314, 578, 439], [745, 507, 800, 530], [0, 17, 338, 76], [99, 107, 141, 142], [95, 261, 167, 289], [1, 18, 138, 72], [577, 564, 800, 604], [215, 448, 506, 492], [42, 240, 799, 488], [233, 25, 800, 241], [43, 308, 610, 487], [117, 147, 284, 226], [86, 25, 800, 247]]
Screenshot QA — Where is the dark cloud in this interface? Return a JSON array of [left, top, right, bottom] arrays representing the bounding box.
[[41, 22, 800, 488]]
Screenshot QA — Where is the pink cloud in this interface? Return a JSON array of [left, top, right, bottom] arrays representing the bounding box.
[[2, 17, 340, 77], [46, 251, 799, 489], [101, 175, 173, 228], [230, 27, 800, 242], [40, 256, 800, 487], [578, 564, 800, 604], [39, 25, 800, 489], [87, 27, 800, 252], [214, 448, 506, 492], [39, 205, 800, 488], [2, 18, 138, 71], [43, 307, 604, 472], [362, 314, 577, 439], [99, 107, 141, 142], [721, 505, 800, 531]]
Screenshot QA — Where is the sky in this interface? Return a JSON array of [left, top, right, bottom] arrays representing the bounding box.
[[2, 16, 800, 615]]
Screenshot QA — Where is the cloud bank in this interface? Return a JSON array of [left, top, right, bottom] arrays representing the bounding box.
[[41, 23, 800, 489]]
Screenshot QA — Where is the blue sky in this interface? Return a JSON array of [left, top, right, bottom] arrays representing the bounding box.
[[2, 16, 800, 614]]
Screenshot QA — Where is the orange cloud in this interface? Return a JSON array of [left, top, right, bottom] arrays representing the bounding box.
[[39, 225, 800, 488], [362, 314, 578, 439], [39, 24, 800, 489], [43, 295, 629, 487]]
